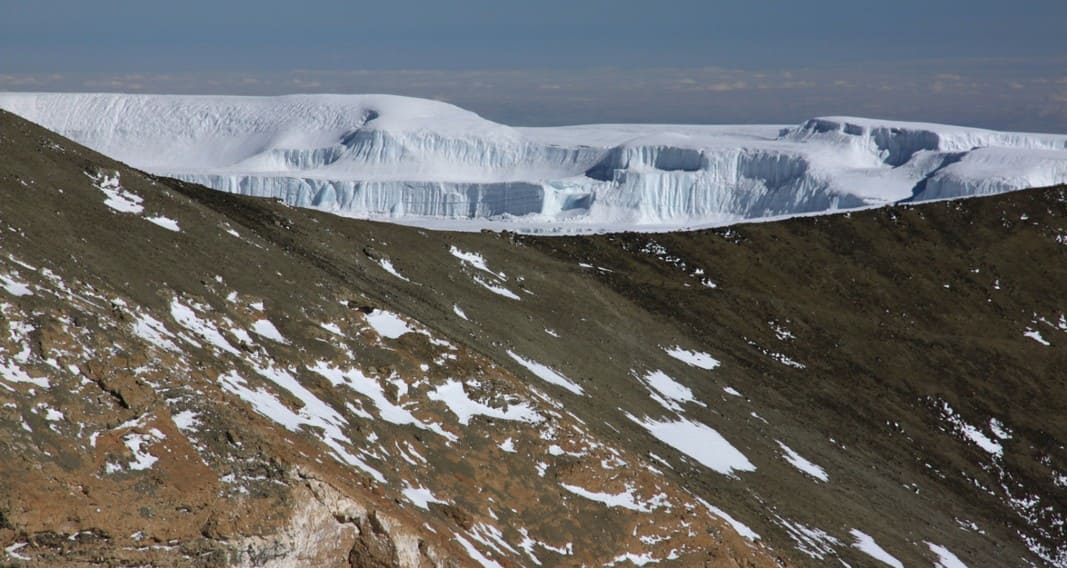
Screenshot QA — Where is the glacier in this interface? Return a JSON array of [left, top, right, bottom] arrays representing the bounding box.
[[2, 92, 1066, 233]]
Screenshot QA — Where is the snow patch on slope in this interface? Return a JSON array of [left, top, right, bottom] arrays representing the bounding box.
[[146, 215, 181, 232], [559, 483, 668, 513], [218, 368, 385, 482], [777, 441, 829, 482], [252, 319, 288, 344], [626, 414, 755, 477], [927, 542, 969, 568], [849, 529, 903, 568], [507, 350, 583, 395], [364, 310, 414, 339], [695, 497, 760, 541], [0, 274, 33, 297], [664, 346, 720, 370], [428, 379, 543, 426]]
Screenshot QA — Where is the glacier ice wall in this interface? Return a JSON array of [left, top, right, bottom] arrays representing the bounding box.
[[2, 93, 1066, 232]]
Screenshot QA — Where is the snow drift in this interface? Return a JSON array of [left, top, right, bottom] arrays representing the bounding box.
[[2, 93, 1066, 232]]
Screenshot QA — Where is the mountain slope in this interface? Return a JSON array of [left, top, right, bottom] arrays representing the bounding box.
[[0, 110, 775, 566], [2, 93, 1066, 232], [1, 108, 1066, 567]]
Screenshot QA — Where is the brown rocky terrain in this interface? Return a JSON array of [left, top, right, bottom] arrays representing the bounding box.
[[0, 108, 1064, 566], [0, 110, 777, 566]]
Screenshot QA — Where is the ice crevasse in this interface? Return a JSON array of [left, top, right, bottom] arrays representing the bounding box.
[[2, 92, 1066, 232]]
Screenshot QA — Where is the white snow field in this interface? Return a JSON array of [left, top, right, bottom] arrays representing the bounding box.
[[3, 93, 1066, 233]]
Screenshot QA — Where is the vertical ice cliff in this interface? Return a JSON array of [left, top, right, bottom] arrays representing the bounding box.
[[2, 93, 1065, 232]]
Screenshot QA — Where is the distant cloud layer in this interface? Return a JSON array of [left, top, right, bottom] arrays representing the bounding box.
[[2, 58, 1066, 132]]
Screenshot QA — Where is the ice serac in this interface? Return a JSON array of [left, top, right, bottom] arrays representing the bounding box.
[[2, 93, 1066, 232]]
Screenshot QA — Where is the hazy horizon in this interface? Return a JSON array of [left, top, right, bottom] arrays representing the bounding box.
[[2, 0, 1065, 131]]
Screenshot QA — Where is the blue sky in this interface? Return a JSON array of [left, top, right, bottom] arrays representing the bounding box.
[[1, 0, 1065, 130]]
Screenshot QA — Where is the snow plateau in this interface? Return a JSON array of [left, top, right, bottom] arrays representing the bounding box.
[[3, 93, 1066, 232]]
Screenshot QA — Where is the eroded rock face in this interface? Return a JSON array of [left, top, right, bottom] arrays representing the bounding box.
[[229, 473, 437, 568]]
